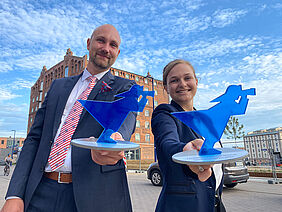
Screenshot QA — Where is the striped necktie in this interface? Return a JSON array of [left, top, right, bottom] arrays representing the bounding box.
[[48, 76, 97, 171]]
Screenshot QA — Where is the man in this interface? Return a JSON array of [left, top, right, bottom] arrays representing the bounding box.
[[1, 24, 136, 212], [4, 154, 12, 176], [4, 154, 12, 166]]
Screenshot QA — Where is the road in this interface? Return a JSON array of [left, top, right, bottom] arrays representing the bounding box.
[[1, 167, 281, 211]]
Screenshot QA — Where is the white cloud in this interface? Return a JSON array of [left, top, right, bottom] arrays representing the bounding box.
[[212, 9, 247, 28], [15, 50, 66, 70], [11, 79, 34, 90], [0, 88, 20, 101], [0, 61, 13, 73], [242, 52, 282, 75]]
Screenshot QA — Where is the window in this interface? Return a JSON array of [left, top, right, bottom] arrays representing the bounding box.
[[125, 74, 129, 79], [154, 81, 157, 86], [30, 117, 33, 123], [1, 140, 4, 144], [154, 100, 158, 106], [145, 121, 150, 129], [115, 71, 119, 76], [39, 102, 42, 108], [32, 97, 35, 103], [136, 76, 139, 81], [136, 120, 140, 128], [145, 110, 149, 117], [65, 66, 68, 77], [145, 134, 150, 142], [135, 133, 140, 141], [144, 78, 148, 84], [31, 107, 33, 113], [40, 81, 43, 90], [125, 149, 140, 160]]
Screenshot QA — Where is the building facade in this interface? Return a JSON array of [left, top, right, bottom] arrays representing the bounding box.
[[0, 137, 25, 149], [28, 49, 169, 161], [244, 127, 282, 166]]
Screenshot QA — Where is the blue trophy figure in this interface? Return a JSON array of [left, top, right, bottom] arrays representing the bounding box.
[[71, 84, 154, 150], [172, 85, 256, 164]]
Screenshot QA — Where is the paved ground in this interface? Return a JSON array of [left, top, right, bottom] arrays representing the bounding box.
[[1, 167, 282, 211]]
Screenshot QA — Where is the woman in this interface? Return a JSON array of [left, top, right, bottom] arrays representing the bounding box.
[[151, 59, 225, 212]]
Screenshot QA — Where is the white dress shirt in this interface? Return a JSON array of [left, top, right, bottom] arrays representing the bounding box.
[[45, 69, 109, 172], [213, 142, 223, 190]]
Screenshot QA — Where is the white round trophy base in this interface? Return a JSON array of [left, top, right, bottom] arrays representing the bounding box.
[[71, 138, 140, 151], [172, 148, 248, 165]]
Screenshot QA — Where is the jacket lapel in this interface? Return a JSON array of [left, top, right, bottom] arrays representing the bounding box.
[[77, 71, 115, 125], [52, 74, 82, 139]]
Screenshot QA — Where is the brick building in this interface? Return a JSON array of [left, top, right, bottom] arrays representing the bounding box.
[[28, 49, 169, 161], [0, 137, 25, 149], [244, 127, 282, 166]]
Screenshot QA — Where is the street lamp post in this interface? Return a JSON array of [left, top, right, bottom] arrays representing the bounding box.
[[267, 138, 279, 184], [145, 72, 156, 162], [11, 130, 16, 159]]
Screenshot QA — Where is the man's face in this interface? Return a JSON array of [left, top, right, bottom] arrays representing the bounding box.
[[87, 25, 121, 71]]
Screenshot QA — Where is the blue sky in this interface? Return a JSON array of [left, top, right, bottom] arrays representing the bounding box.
[[0, 0, 281, 140]]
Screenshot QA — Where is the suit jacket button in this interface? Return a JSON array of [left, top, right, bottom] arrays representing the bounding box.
[[40, 166, 44, 172], [50, 140, 53, 146]]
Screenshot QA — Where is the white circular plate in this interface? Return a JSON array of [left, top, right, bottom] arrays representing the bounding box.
[[71, 138, 140, 151], [172, 148, 248, 165]]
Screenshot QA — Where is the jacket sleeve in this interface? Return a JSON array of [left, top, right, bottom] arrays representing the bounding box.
[[151, 104, 186, 161], [5, 81, 54, 199]]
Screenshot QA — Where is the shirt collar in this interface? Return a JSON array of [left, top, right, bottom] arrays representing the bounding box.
[[81, 68, 110, 82]]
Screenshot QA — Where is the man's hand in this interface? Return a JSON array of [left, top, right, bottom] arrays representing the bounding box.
[[183, 139, 213, 182], [91, 133, 124, 165], [1, 199, 24, 212]]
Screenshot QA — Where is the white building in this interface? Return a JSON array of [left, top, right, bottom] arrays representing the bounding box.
[[244, 127, 282, 166]]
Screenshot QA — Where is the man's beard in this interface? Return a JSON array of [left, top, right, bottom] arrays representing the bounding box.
[[90, 54, 112, 70]]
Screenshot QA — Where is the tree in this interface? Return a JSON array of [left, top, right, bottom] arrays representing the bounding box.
[[224, 116, 245, 148]]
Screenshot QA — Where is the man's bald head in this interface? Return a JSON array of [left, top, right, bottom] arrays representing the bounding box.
[[91, 24, 121, 45]]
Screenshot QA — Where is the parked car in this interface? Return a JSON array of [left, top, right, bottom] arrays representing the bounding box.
[[147, 160, 249, 188], [223, 160, 249, 188]]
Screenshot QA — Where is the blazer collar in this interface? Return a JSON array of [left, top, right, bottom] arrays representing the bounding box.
[[77, 70, 115, 124]]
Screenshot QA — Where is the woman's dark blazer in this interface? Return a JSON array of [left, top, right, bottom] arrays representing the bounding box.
[[151, 100, 222, 212]]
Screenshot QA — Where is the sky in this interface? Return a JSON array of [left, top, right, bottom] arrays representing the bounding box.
[[0, 0, 281, 141]]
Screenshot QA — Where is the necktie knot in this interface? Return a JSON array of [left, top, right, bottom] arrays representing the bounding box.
[[89, 76, 98, 84]]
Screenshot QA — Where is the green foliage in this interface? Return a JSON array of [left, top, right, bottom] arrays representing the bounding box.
[[224, 116, 245, 141]]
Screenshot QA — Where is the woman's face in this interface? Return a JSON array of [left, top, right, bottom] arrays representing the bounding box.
[[165, 63, 198, 107]]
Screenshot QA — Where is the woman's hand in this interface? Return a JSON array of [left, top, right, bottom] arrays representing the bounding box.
[[183, 139, 213, 182]]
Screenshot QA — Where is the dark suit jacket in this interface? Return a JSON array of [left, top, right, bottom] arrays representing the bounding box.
[[6, 71, 136, 212], [151, 101, 223, 212]]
